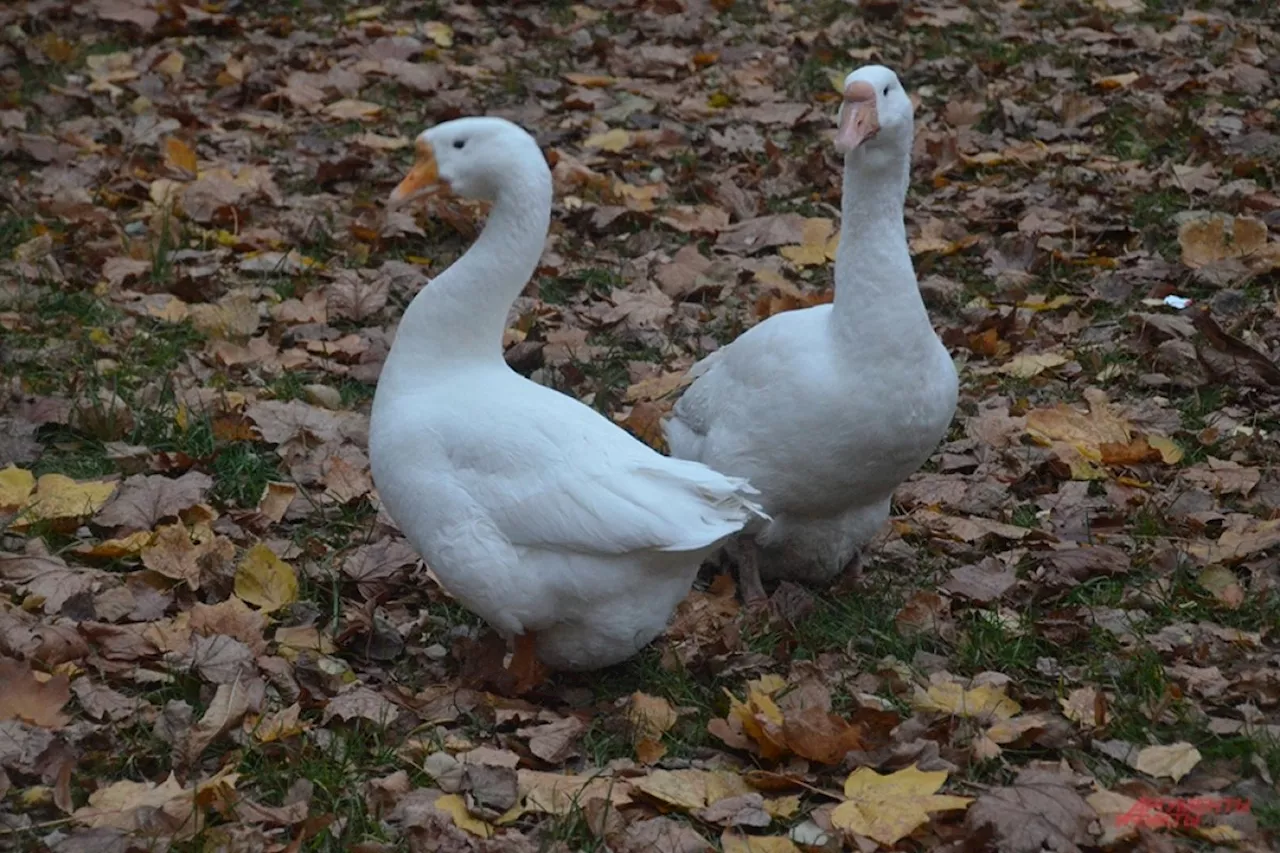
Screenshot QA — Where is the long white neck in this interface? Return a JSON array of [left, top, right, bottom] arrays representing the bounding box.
[[380, 163, 552, 387], [830, 147, 930, 347]]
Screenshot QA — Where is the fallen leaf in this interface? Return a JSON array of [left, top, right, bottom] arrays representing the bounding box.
[[164, 137, 198, 175], [966, 768, 1095, 853], [1133, 742, 1201, 782], [830, 765, 972, 846], [93, 470, 213, 533], [1178, 214, 1276, 270], [584, 128, 632, 152], [0, 658, 71, 727], [999, 352, 1068, 378], [912, 681, 1020, 720], [17, 474, 117, 525], [323, 685, 400, 726], [0, 466, 35, 509], [721, 832, 801, 853], [434, 793, 493, 838], [234, 543, 299, 612]]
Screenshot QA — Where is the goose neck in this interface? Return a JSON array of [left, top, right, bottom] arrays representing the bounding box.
[[386, 168, 551, 375], [831, 151, 920, 330]]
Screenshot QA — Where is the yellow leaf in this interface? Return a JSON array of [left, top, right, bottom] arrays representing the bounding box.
[[251, 702, 307, 743], [1095, 72, 1140, 89], [779, 218, 838, 267], [435, 793, 493, 837], [830, 765, 972, 846], [747, 674, 787, 695], [19, 474, 117, 523], [722, 834, 802, 853], [1198, 565, 1244, 609], [154, 51, 185, 77], [584, 128, 632, 152], [164, 137, 198, 175], [763, 795, 801, 819], [517, 770, 633, 816], [629, 692, 679, 741], [345, 5, 385, 23], [275, 624, 337, 659], [1146, 434, 1184, 465], [1133, 742, 1201, 782], [998, 352, 1068, 378], [1086, 789, 1140, 845], [726, 687, 788, 760], [324, 99, 383, 121], [234, 543, 299, 613], [1025, 392, 1133, 480], [912, 682, 1020, 720], [76, 530, 153, 558], [631, 769, 710, 811], [0, 466, 35, 510], [1018, 294, 1075, 311], [1178, 214, 1273, 270], [424, 21, 454, 47]]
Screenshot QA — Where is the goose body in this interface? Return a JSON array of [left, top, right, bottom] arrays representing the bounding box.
[[665, 66, 958, 592], [369, 117, 762, 670]]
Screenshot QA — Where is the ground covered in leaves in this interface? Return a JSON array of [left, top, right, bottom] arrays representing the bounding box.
[[2, 0, 1279, 851]]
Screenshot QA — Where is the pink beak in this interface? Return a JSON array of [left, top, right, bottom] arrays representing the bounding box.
[[835, 81, 880, 153]]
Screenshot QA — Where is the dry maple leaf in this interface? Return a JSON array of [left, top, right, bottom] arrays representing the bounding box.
[[1025, 390, 1135, 479], [830, 765, 972, 846], [965, 768, 1094, 853], [323, 685, 401, 726], [94, 470, 213, 533]]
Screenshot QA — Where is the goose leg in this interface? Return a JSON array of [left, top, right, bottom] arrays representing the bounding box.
[[508, 632, 546, 694], [738, 537, 767, 606], [832, 550, 864, 593]]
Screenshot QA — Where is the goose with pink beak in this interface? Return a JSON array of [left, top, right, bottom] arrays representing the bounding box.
[[665, 65, 958, 602]]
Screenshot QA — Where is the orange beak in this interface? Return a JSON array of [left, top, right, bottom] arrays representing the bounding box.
[[835, 81, 880, 153], [389, 139, 443, 204]]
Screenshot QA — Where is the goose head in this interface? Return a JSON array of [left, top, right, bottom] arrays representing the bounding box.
[[834, 65, 914, 167], [389, 116, 544, 204]]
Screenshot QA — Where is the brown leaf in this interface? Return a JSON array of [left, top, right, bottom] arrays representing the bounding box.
[[781, 705, 864, 765], [522, 715, 586, 764], [323, 685, 401, 726], [0, 553, 107, 615], [617, 817, 713, 853], [966, 768, 1094, 853], [184, 678, 258, 763], [93, 471, 213, 533], [164, 137, 198, 175], [0, 658, 71, 727], [943, 558, 1017, 602], [189, 597, 268, 655]]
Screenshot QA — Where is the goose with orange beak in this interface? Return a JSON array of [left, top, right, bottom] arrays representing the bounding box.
[[388, 139, 443, 203], [665, 65, 958, 603], [369, 116, 764, 678]]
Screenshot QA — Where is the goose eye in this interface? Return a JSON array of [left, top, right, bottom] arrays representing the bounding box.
[[453, 139, 466, 150], [882, 85, 890, 96]]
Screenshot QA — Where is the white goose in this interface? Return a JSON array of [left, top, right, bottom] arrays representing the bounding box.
[[369, 117, 763, 671], [664, 65, 958, 601]]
